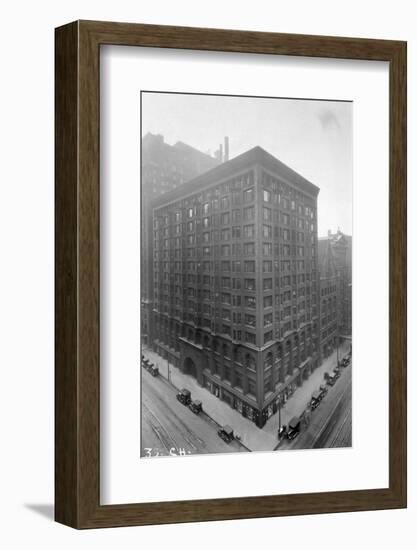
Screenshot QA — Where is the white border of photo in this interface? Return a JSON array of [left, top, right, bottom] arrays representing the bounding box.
[[100, 45, 389, 505]]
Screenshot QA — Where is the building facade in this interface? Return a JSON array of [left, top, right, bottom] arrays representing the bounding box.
[[318, 239, 339, 359], [318, 230, 352, 363], [318, 230, 352, 341], [141, 133, 220, 344], [151, 147, 320, 427]]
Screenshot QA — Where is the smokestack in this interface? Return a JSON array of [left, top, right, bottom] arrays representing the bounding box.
[[224, 136, 229, 162], [219, 144, 223, 163]]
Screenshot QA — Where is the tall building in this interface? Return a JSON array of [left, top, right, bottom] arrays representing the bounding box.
[[141, 133, 221, 344], [318, 229, 352, 344], [318, 239, 339, 359], [151, 146, 320, 428]]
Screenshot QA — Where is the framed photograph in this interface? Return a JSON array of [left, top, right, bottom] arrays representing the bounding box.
[[55, 20, 406, 528]]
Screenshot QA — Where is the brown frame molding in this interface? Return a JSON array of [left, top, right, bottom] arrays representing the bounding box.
[[55, 20, 407, 528]]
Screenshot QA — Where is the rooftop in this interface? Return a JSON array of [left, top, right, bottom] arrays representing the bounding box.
[[152, 146, 320, 209]]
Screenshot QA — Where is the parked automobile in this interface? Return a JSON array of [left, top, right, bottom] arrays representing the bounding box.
[[287, 417, 301, 440], [149, 365, 159, 377], [278, 425, 287, 439], [311, 390, 321, 410], [217, 425, 234, 444], [341, 356, 351, 367], [189, 400, 202, 414], [176, 388, 191, 406], [327, 373, 337, 386], [319, 384, 328, 399], [333, 367, 341, 379]]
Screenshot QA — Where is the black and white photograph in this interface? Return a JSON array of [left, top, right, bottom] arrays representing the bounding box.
[[140, 91, 352, 457]]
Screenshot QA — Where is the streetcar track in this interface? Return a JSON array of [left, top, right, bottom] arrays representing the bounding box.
[[312, 377, 352, 448], [143, 402, 179, 453], [142, 378, 206, 448]]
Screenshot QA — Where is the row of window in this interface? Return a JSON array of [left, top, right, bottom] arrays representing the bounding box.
[[155, 207, 315, 234]]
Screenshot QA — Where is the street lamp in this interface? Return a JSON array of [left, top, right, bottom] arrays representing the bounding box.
[[167, 357, 171, 383]]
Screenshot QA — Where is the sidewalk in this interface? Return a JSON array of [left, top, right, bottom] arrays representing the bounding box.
[[141, 342, 350, 452], [263, 341, 350, 442]]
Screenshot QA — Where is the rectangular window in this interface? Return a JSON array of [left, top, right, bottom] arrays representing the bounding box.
[[221, 212, 230, 225], [221, 277, 231, 288], [245, 332, 256, 345], [222, 308, 231, 321], [262, 224, 272, 239], [263, 295, 273, 308], [263, 207, 271, 221], [263, 189, 271, 202], [243, 188, 254, 203], [221, 228, 231, 241], [243, 206, 255, 221], [221, 244, 231, 257], [232, 260, 241, 272], [282, 213, 290, 226], [262, 243, 272, 256], [264, 313, 273, 326], [244, 278, 256, 291], [243, 224, 255, 238], [244, 242, 255, 256], [263, 278, 272, 290], [221, 196, 229, 210], [232, 226, 241, 239], [244, 260, 255, 272], [245, 314, 256, 327], [221, 260, 231, 272], [203, 246, 210, 256], [232, 209, 241, 223], [263, 260, 272, 273], [245, 296, 256, 308], [232, 277, 241, 290], [202, 217, 210, 228], [203, 232, 210, 243], [264, 331, 273, 344], [203, 202, 210, 215], [187, 207, 194, 218], [221, 293, 231, 305], [222, 325, 231, 336]]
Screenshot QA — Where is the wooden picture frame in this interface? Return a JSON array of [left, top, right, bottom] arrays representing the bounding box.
[[55, 20, 407, 528]]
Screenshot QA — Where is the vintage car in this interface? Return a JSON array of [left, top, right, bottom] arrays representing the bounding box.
[[311, 390, 321, 410], [278, 425, 287, 439], [149, 365, 159, 377], [176, 388, 191, 406], [189, 400, 202, 414], [287, 417, 301, 440], [319, 384, 328, 399], [341, 356, 351, 367], [217, 425, 234, 444], [327, 373, 337, 386]]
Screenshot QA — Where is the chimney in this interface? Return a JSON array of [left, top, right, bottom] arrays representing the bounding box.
[[219, 144, 223, 163], [224, 136, 229, 162]]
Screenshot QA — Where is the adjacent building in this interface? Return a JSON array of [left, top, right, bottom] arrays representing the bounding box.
[[141, 133, 221, 344], [318, 229, 352, 360], [151, 146, 320, 427]]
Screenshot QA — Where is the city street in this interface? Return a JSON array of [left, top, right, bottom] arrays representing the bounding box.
[[277, 362, 352, 451], [142, 343, 351, 451], [141, 367, 247, 457]]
